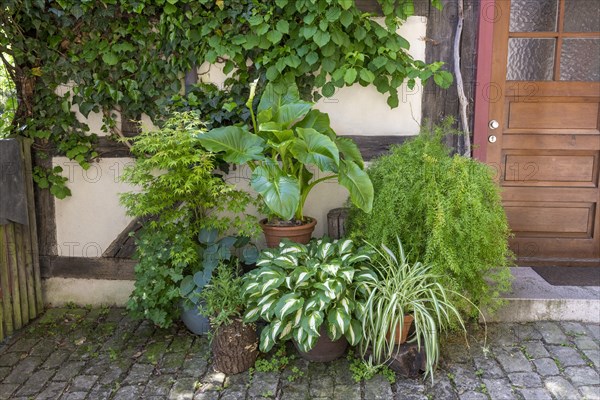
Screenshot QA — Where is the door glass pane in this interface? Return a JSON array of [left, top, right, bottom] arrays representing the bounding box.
[[560, 39, 600, 81], [507, 38, 556, 80], [564, 0, 600, 32], [510, 0, 558, 32]]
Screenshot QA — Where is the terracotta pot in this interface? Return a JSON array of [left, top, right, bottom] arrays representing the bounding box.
[[212, 318, 258, 374], [386, 315, 414, 344], [294, 325, 348, 362], [260, 217, 317, 248]]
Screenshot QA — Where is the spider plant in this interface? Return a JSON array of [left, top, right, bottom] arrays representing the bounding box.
[[357, 237, 469, 379]]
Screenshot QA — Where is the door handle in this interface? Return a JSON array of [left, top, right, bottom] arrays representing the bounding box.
[[489, 120, 500, 129]]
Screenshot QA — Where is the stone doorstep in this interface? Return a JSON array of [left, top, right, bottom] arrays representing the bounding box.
[[484, 268, 600, 323]]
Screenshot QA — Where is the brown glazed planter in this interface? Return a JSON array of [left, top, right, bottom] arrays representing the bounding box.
[[386, 314, 414, 345], [294, 325, 348, 362], [211, 319, 258, 374], [260, 217, 317, 248]]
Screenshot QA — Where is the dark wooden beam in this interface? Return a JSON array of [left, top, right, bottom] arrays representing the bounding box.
[[40, 256, 136, 280], [347, 135, 413, 161]]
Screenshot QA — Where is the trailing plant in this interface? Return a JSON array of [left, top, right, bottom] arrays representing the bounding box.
[[347, 118, 513, 313], [179, 228, 259, 311], [121, 112, 258, 328], [197, 80, 373, 222], [358, 238, 468, 379], [1, 0, 452, 197], [197, 263, 247, 328], [347, 350, 396, 384], [241, 238, 376, 353]]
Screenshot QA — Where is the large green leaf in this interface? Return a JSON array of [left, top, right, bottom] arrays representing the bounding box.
[[290, 127, 339, 173], [258, 82, 301, 114], [338, 160, 373, 213], [276, 103, 312, 128], [335, 137, 365, 169], [197, 126, 265, 164], [274, 293, 305, 319], [295, 109, 336, 139], [251, 162, 300, 220]]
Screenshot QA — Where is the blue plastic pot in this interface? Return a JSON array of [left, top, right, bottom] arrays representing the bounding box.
[[180, 302, 210, 335]]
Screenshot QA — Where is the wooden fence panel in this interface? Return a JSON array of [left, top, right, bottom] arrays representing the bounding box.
[[0, 138, 43, 342]]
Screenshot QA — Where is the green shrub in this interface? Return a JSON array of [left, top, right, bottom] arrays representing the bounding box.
[[121, 112, 258, 328], [347, 119, 512, 314]]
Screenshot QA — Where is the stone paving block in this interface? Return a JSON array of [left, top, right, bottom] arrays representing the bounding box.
[[15, 369, 55, 396], [248, 371, 279, 398], [86, 383, 113, 400], [169, 377, 196, 399], [29, 339, 58, 358], [473, 355, 504, 378], [219, 389, 248, 400], [179, 355, 209, 377], [579, 385, 600, 400], [585, 324, 600, 341], [51, 360, 86, 382], [576, 337, 600, 351], [518, 388, 553, 400], [279, 381, 311, 400], [544, 376, 578, 400], [200, 370, 226, 391], [363, 374, 394, 400], [123, 362, 154, 384], [334, 384, 362, 400], [310, 373, 334, 397], [564, 366, 600, 387], [160, 351, 187, 374], [537, 322, 569, 345], [521, 341, 550, 359], [35, 381, 68, 399], [482, 378, 517, 400], [427, 375, 458, 400], [395, 378, 426, 397], [0, 383, 19, 400], [97, 364, 126, 385], [494, 347, 533, 373], [447, 364, 481, 394], [7, 338, 39, 353], [0, 368, 9, 381], [533, 358, 560, 376], [42, 349, 71, 369], [562, 322, 588, 336], [582, 349, 600, 369], [193, 391, 222, 400], [70, 374, 99, 392], [112, 385, 144, 400], [488, 324, 521, 347], [507, 371, 542, 388], [142, 373, 175, 396], [512, 323, 543, 341], [60, 391, 87, 400], [0, 352, 23, 367], [3, 356, 43, 384], [548, 345, 587, 367], [458, 391, 488, 400]]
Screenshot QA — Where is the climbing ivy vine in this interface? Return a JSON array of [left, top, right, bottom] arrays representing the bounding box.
[[0, 0, 451, 197]]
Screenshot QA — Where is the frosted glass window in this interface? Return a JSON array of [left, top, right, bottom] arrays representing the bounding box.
[[510, 0, 558, 32], [564, 0, 600, 32], [507, 38, 556, 80], [560, 39, 600, 81]]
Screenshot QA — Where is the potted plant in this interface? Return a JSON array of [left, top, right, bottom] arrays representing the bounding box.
[[198, 263, 258, 374], [179, 228, 259, 335], [358, 237, 469, 379], [241, 238, 376, 362], [120, 112, 259, 328], [196, 80, 374, 246]]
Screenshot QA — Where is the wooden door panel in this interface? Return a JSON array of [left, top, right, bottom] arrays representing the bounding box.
[[507, 102, 599, 130], [484, 0, 600, 266]]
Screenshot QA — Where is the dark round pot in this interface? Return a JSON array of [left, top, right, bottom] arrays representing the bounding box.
[[260, 217, 317, 248], [212, 319, 258, 374], [180, 302, 210, 335], [294, 325, 348, 362]]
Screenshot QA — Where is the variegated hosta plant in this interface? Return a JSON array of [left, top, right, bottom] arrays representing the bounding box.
[[241, 238, 376, 353]]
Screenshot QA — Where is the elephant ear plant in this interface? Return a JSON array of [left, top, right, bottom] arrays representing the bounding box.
[[241, 238, 376, 353], [196, 80, 373, 223]]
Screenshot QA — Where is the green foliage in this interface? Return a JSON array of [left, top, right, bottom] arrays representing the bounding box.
[[347, 351, 396, 384], [347, 119, 513, 314], [198, 263, 246, 328], [121, 112, 258, 328], [1, 0, 452, 197], [180, 228, 258, 309], [0, 54, 16, 138], [358, 238, 468, 380], [242, 238, 375, 353], [197, 81, 373, 221]]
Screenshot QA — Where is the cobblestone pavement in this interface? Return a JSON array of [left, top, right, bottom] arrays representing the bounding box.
[[0, 308, 598, 400]]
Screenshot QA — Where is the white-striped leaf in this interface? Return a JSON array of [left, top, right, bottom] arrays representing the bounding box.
[[260, 324, 276, 352], [339, 267, 355, 284], [338, 239, 353, 254], [328, 307, 349, 336], [344, 319, 363, 345], [274, 293, 304, 320], [301, 310, 323, 336], [347, 253, 370, 264], [280, 321, 293, 339], [260, 277, 284, 294], [243, 306, 261, 323], [293, 308, 303, 326], [321, 263, 340, 276]]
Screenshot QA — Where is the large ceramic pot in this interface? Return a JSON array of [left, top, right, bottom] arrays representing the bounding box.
[[180, 302, 210, 335], [212, 318, 258, 374], [294, 325, 348, 362], [260, 217, 317, 248]]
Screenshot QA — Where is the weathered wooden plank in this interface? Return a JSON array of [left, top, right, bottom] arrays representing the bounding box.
[[0, 224, 13, 336], [14, 223, 29, 325], [40, 256, 137, 280], [6, 224, 22, 330], [102, 217, 147, 258], [346, 135, 412, 160], [33, 143, 57, 259], [21, 138, 43, 314]]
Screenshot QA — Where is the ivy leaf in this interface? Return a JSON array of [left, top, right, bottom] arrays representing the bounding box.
[[321, 58, 336, 73], [340, 10, 353, 28], [338, 0, 353, 10], [302, 26, 318, 39], [387, 94, 399, 108], [164, 3, 177, 14], [359, 69, 375, 83], [248, 15, 263, 26], [305, 52, 319, 66], [355, 26, 366, 41], [326, 7, 342, 22], [276, 20, 289, 34], [344, 68, 357, 85], [313, 31, 330, 48], [322, 82, 335, 98], [102, 52, 119, 66], [275, 0, 288, 6], [434, 71, 454, 88], [372, 55, 388, 69], [267, 30, 283, 44]]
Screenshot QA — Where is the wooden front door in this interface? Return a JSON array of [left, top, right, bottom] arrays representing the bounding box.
[[485, 0, 600, 266]]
